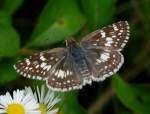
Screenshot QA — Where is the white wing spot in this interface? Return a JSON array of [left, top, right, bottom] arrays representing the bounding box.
[[109, 72, 113, 75], [43, 72, 46, 75], [29, 67, 33, 70], [67, 80, 71, 83], [70, 71, 73, 75], [112, 35, 116, 38], [27, 75, 31, 78], [55, 58, 59, 61], [25, 59, 30, 65], [104, 43, 111, 47], [100, 53, 110, 61], [40, 56, 46, 61], [113, 24, 118, 31], [100, 30, 106, 38], [113, 54, 116, 58], [96, 59, 102, 64], [40, 62, 47, 68], [126, 36, 129, 40], [106, 37, 113, 41], [37, 76, 42, 80], [55, 70, 59, 76], [25, 67, 29, 70], [66, 70, 70, 75], [50, 57, 54, 60], [120, 30, 123, 33], [108, 40, 113, 44], [117, 39, 120, 41], [43, 65, 51, 71], [23, 73, 27, 76], [35, 65, 39, 68], [57, 69, 66, 79], [104, 66, 108, 69], [118, 32, 122, 36], [114, 44, 118, 47], [105, 37, 114, 47], [93, 43, 97, 46]]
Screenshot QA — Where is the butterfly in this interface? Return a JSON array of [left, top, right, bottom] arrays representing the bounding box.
[[14, 21, 130, 92]]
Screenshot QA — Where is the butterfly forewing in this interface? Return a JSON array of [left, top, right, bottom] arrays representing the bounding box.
[[14, 48, 67, 80], [81, 21, 129, 51]]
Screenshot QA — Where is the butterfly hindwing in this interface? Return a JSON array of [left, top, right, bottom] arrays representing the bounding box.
[[85, 48, 124, 81], [81, 21, 129, 51], [46, 56, 83, 91]]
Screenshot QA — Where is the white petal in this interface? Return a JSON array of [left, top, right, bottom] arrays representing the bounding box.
[[47, 108, 59, 114], [0, 109, 6, 113]]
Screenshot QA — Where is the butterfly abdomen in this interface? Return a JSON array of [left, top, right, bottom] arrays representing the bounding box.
[[69, 44, 91, 78]]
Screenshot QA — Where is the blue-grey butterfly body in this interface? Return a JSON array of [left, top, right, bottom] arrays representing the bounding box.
[[14, 21, 130, 91]]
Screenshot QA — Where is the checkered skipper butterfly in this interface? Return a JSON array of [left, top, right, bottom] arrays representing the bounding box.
[[14, 21, 130, 92]]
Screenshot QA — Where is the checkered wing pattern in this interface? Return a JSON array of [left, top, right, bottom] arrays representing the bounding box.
[[14, 48, 67, 80], [14, 48, 83, 91], [81, 21, 129, 51], [81, 21, 129, 81], [46, 56, 83, 91], [85, 48, 124, 81]]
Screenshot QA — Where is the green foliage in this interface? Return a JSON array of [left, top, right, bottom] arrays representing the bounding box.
[[0, 11, 11, 26], [0, 59, 18, 85], [81, 0, 115, 31], [60, 91, 86, 114], [27, 0, 85, 48], [0, 0, 21, 82], [2, 0, 23, 16], [112, 76, 150, 114], [0, 11, 20, 57], [0, 25, 20, 57]]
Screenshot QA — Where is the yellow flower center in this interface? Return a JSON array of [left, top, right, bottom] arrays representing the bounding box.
[[7, 103, 25, 114], [39, 103, 47, 114]]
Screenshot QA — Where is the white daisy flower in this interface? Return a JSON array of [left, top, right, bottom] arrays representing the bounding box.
[[25, 85, 61, 114], [0, 89, 40, 114]]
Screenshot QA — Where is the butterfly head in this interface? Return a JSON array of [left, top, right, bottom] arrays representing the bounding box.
[[65, 38, 77, 47]]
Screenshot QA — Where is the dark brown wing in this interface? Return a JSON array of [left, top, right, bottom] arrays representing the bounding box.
[[84, 48, 124, 81], [14, 48, 67, 80], [81, 21, 130, 51], [14, 47, 85, 91], [46, 55, 84, 92]]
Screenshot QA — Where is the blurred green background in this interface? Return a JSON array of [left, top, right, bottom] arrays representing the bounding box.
[[0, 0, 150, 114]]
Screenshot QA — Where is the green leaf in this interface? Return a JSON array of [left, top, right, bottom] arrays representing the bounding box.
[[112, 76, 150, 114], [0, 11, 20, 57], [3, 0, 23, 16], [0, 25, 20, 57], [130, 85, 150, 107], [137, 0, 150, 21], [27, 0, 85, 48], [60, 91, 86, 114], [0, 11, 11, 26], [81, 0, 115, 31], [0, 59, 19, 85]]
